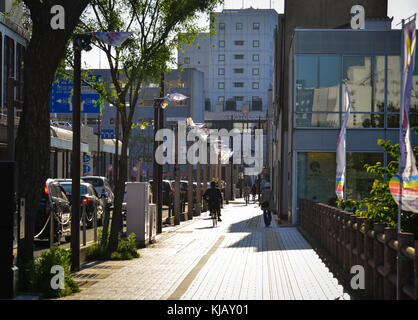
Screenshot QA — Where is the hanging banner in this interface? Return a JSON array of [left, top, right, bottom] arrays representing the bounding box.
[[87, 32, 133, 47], [390, 17, 418, 212], [335, 82, 351, 201]]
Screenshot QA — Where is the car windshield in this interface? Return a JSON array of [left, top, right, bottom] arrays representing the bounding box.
[[81, 178, 103, 187], [61, 183, 88, 195]]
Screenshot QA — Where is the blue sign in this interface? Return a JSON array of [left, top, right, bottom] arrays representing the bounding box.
[[141, 163, 148, 170], [83, 165, 91, 174], [50, 75, 101, 114], [83, 154, 91, 163], [101, 129, 115, 139]]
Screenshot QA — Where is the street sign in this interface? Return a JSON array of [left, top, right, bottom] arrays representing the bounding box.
[[83, 154, 91, 163], [101, 129, 115, 139], [142, 163, 148, 170], [133, 166, 138, 172], [83, 165, 91, 174], [50, 75, 101, 114], [107, 164, 113, 172]]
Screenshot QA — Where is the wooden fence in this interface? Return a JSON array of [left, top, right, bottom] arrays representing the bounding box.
[[298, 199, 418, 300]]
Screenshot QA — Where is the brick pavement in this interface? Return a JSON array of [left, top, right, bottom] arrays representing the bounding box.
[[60, 200, 350, 300]]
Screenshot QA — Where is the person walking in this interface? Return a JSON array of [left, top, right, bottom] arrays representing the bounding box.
[[203, 181, 223, 222], [243, 184, 251, 205], [260, 182, 273, 227], [251, 184, 257, 202]]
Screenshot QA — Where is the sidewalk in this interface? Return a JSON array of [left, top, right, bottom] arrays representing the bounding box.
[[60, 199, 350, 300]]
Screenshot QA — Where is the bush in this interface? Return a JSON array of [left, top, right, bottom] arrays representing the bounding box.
[[87, 233, 140, 261], [21, 247, 80, 299]]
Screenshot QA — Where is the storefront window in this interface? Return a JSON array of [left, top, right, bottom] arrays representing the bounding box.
[[345, 152, 383, 201], [297, 152, 337, 205]]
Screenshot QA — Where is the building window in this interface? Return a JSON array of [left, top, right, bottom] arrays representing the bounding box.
[[218, 54, 225, 62], [343, 55, 385, 128], [234, 54, 244, 60], [252, 68, 259, 76], [233, 82, 244, 88], [233, 68, 244, 74], [234, 96, 244, 102], [252, 82, 259, 89], [295, 55, 340, 128], [253, 40, 259, 47], [253, 22, 260, 30], [219, 23, 225, 30], [218, 68, 225, 76], [252, 96, 262, 110], [236, 23, 243, 30], [218, 96, 225, 102], [110, 118, 115, 125], [0, 0, 4, 13], [218, 82, 225, 89], [387, 54, 418, 128], [4, 36, 14, 107], [234, 40, 244, 46], [219, 40, 225, 48], [252, 54, 259, 61], [183, 57, 190, 64]]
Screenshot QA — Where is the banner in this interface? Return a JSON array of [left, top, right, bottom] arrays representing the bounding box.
[[335, 83, 351, 200], [389, 17, 418, 212], [88, 32, 133, 47]]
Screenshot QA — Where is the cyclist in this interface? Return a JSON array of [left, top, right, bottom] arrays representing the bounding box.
[[203, 181, 223, 222]]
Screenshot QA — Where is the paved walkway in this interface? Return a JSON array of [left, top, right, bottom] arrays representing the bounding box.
[[60, 200, 350, 300]]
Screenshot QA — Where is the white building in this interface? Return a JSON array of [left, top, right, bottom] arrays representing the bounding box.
[[178, 8, 278, 117]]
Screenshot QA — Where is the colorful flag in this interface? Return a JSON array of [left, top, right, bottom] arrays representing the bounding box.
[[160, 93, 188, 109], [87, 32, 133, 47], [336, 82, 352, 201], [389, 17, 418, 213]]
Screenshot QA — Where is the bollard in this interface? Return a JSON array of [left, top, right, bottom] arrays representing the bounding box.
[[397, 232, 415, 300], [94, 205, 97, 243], [50, 203, 55, 249]]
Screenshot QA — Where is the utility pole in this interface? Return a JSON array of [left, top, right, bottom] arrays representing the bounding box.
[[97, 113, 101, 176], [174, 124, 180, 225], [187, 139, 194, 219], [158, 74, 164, 232], [71, 34, 92, 271]]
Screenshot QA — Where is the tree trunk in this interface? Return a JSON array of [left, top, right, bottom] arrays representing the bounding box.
[[16, 1, 90, 263], [107, 123, 130, 254]]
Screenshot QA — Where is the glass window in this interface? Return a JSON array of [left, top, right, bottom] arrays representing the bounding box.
[[218, 82, 225, 89], [218, 68, 225, 75], [234, 54, 244, 60], [234, 40, 244, 46], [252, 68, 259, 76], [218, 96, 224, 102], [343, 56, 385, 113], [234, 82, 244, 88], [252, 82, 259, 89], [183, 57, 190, 64], [219, 23, 225, 30], [252, 54, 259, 61], [234, 96, 244, 102], [295, 113, 339, 128], [297, 152, 337, 205], [346, 152, 383, 201], [253, 22, 260, 30], [219, 40, 225, 48], [253, 40, 259, 47], [295, 55, 340, 113], [236, 23, 243, 30], [233, 68, 244, 74], [218, 54, 225, 62]]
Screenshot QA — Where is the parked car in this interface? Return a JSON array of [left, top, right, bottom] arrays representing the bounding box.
[[59, 181, 104, 228], [35, 179, 71, 242], [81, 176, 114, 209], [149, 179, 173, 206]]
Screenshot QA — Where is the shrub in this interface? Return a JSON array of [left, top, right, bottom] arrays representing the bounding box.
[[32, 246, 79, 298], [87, 232, 140, 261]]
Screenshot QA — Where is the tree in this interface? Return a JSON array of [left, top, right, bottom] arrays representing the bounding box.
[[16, 1, 91, 265], [79, 0, 220, 254], [338, 139, 418, 236]]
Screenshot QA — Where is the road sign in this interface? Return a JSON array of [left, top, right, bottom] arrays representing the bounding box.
[[133, 166, 138, 172], [50, 75, 101, 114], [107, 164, 113, 172], [83, 165, 91, 174], [83, 154, 91, 163], [101, 129, 115, 139], [142, 163, 148, 170]]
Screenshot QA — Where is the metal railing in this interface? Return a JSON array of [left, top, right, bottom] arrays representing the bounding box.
[[298, 199, 418, 300]]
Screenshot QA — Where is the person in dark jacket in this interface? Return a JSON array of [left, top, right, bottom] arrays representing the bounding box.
[[203, 181, 223, 221]]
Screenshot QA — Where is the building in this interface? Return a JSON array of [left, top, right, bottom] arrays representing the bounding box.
[[271, 0, 390, 224]]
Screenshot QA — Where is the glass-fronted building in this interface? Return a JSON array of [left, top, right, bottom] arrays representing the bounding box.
[[285, 28, 418, 224]]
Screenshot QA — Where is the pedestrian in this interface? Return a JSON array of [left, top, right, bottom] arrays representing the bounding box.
[[251, 184, 257, 202], [203, 181, 223, 222], [243, 184, 251, 205], [260, 182, 272, 227]]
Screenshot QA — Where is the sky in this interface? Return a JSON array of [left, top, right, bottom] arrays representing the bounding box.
[[82, 0, 418, 69]]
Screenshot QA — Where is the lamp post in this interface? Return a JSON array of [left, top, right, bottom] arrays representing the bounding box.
[[71, 34, 92, 271]]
